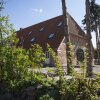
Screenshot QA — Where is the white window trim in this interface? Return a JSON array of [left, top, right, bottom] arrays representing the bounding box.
[[45, 51, 50, 58]]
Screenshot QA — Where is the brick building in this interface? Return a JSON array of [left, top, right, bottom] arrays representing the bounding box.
[[17, 14, 86, 66]]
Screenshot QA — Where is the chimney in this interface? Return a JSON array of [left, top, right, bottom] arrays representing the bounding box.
[[20, 28, 23, 30]]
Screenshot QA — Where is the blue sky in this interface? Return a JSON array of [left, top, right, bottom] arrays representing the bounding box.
[[2, 0, 100, 48]]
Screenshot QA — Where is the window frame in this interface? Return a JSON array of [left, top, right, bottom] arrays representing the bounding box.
[[45, 51, 50, 58]]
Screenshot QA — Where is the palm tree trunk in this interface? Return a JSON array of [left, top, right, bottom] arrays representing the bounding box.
[[86, 0, 93, 77], [61, 0, 72, 75]]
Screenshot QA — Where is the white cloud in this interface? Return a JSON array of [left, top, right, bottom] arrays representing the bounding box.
[[39, 9, 43, 13], [31, 8, 43, 13]]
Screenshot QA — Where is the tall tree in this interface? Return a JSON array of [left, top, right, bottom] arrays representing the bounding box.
[[61, 0, 73, 75], [0, 0, 4, 12], [95, 4, 100, 64], [85, 0, 93, 77], [90, 2, 100, 64], [82, 2, 100, 65], [0, 0, 4, 84], [0, 0, 3, 42]]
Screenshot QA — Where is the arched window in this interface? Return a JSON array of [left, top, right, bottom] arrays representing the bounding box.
[[76, 48, 84, 62]]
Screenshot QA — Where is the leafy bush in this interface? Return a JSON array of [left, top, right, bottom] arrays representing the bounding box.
[[39, 94, 55, 100], [29, 44, 45, 68], [0, 16, 45, 91], [0, 15, 100, 100]]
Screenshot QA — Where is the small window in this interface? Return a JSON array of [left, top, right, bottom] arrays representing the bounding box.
[[57, 22, 63, 27], [28, 31, 32, 35], [48, 34, 55, 39], [45, 51, 50, 58], [30, 37, 35, 42], [39, 27, 44, 32]]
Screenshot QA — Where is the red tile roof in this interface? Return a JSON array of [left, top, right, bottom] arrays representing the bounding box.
[[17, 14, 85, 51]]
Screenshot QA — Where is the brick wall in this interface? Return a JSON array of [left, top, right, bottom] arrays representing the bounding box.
[[57, 36, 86, 66]]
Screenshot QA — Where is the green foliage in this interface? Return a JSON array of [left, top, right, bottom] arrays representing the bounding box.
[[47, 44, 67, 100], [0, 16, 15, 40], [66, 42, 74, 75], [39, 94, 55, 100], [29, 44, 45, 68], [0, 14, 100, 100], [82, 3, 100, 32], [65, 50, 100, 100], [65, 77, 100, 100], [1, 46, 32, 88], [47, 44, 63, 76], [0, 15, 46, 91]]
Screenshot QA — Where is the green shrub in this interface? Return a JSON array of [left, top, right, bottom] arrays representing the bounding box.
[[39, 94, 55, 100]]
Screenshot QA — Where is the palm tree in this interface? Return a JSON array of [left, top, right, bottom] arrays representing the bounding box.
[[61, 0, 73, 75], [85, 0, 93, 77]]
